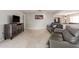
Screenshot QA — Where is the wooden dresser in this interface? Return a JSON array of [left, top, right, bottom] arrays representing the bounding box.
[[4, 23, 24, 40]]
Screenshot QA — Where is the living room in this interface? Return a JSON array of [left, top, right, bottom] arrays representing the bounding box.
[[0, 10, 79, 48], [1, 0, 79, 59], [0, 10, 54, 47]]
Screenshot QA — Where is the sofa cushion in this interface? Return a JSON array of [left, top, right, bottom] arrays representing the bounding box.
[[50, 33, 63, 41], [49, 39, 76, 48], [63, 30, 79, 44], [66, 26, 79, 37]]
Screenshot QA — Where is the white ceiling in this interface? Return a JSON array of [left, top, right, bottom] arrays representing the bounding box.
[[20, 10, 61, 14], [20, 10, 79, 15], [55, 10, 79, 15]]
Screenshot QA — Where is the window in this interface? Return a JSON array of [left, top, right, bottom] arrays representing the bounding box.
[[70, 16, 79, 23]]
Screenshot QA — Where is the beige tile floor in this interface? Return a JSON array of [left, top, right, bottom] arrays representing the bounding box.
[[0, 29, 51, 48]]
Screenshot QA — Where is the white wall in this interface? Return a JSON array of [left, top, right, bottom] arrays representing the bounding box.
[[0, 10, 24, 41], [24, 12, 54, 29], [63, 24, 79, 29]]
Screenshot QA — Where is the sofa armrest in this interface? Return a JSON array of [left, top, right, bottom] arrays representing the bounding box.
[[66, 26, 79, 37], [49, 40, 76, 48]]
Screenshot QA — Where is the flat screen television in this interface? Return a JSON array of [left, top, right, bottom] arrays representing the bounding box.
[[12, 15, 20, 23]]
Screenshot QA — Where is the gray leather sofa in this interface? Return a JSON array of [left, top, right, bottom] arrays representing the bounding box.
[[49, 26, 79, 48], [47, 23, 63, 33]]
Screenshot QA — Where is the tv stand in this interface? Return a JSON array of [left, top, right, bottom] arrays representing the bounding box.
[[4, 23, 24, 40]]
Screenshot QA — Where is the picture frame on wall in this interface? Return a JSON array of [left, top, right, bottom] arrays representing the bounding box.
[[35, 15, 43, 19]]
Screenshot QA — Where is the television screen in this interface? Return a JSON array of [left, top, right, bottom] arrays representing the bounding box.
[[12, 15, 20, 23]]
